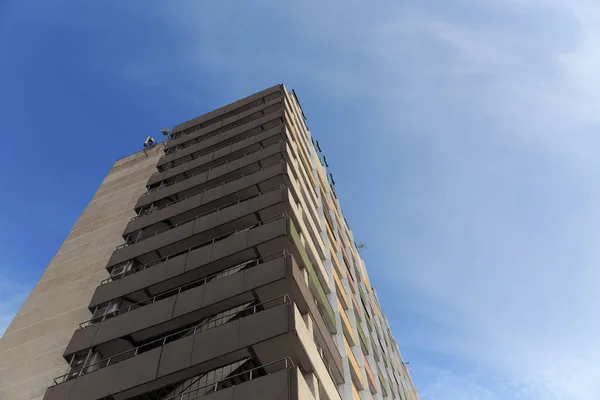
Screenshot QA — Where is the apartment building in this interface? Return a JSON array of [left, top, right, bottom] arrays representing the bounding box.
[[0, 84, 419, 400]]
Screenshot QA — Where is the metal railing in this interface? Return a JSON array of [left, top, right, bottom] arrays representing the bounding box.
[[53, 295, 291, 385], [166, 103, 281, 152], [101, 213, 288, 285], [119, 185, 285, 249], [143, 139, 283, 193], [152, 114, 282, 178], [159, 125, 282, 172], [162, 358, 294, 400], [132, 159, 285, 220], [80, 251, 288, 329]]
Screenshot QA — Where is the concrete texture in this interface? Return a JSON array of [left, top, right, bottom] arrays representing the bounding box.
[[0, 145, 164, 400]]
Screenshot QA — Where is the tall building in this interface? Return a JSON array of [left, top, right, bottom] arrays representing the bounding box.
[[0, 84, 419, 400]]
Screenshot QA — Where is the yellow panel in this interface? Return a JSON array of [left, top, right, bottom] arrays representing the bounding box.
[[333, 205, 343, 230], [326, 220, 337, 248], [345, 338, 364, 389], [339, 300, 358, 346], [341, 246, 353, 275], [330, 246, 345, 278], [372, 299, 384, 322], [320, 185, 333, 211], [352, 382, 361, 400], [360, 262, 372, 294], [317, 163, 328, 191], [284, 115, 315, 186]]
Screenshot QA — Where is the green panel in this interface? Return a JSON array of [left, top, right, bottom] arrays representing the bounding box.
[[365, 314, 373, 333], [357, 323, 369, 354], [376, 363, 388, 397], [290, 220, 336, 333]]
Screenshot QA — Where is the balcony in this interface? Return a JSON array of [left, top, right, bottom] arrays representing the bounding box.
[[48, 297, 292, 400], [136, 358, 299, 400], [166, 99, 281, 153], [57, 297, 290, 384], [67, 252, 295, 357], [119, 184, 287, 252], [80, 235, 343, 386], [159, 99, 284, 169], [80, 251, 289, 329], [124, 167, 288, 245], [135, 143, 286, 212], [105, 205, 289, 277], [146, 122, 284, 189], [90, 214, 294, 307], [168, 85, 282, 142], [46, 299, 341, 400]]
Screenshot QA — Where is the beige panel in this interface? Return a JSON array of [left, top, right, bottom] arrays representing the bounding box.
[[294, 306, 341, 400], [298, 371, 317, 400]]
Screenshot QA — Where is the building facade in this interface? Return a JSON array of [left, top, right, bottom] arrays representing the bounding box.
[[0, 84, 419, 400]]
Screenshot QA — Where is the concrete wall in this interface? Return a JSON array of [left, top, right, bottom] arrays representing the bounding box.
[[0, 145, 164, 400]]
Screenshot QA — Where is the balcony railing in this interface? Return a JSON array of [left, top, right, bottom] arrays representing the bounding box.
[[53, 295, 291, 385], [119, 185, 285, 249], [101, 213, 288, 285], [133, 159, 284, 220], [143, 139, 283, 192], [81, 251, 288, 329], [161, 358, 294, 400], [160, 127, 281, 172], [167, 102, 282, 151]]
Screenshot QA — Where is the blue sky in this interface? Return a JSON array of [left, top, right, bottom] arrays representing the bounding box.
[[2, 1, 600, 399]]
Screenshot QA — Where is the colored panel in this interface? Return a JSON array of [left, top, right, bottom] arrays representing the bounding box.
[[284, 115, 314, 185], [352, 382, 361, 400], [376, 362, 388, 397], [364, 355, 377, 394], [351, 290, 363, 320], [334, 270, 349, 310], [345, 338, 363, 390], [330, 247, 345, 279], [325, 219, 337, 248], [317, 164, 328, 193], [290, 220, 336, 333], [339, 300, 357, 346], [357, 323, 368, 354]]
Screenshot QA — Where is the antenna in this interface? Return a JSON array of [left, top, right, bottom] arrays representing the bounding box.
[[356, 241, 367, 252]]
